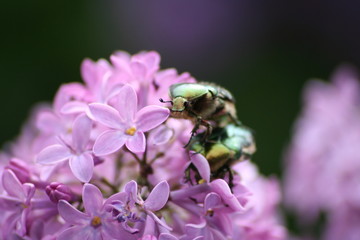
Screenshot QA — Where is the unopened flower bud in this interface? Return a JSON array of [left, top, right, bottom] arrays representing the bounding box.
[[5, 158, 30, 183], [45, 182, 73, 203]]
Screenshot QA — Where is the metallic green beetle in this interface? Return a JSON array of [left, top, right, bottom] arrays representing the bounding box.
[[190, 123, 256, 176], [160, 82, 239, 145]]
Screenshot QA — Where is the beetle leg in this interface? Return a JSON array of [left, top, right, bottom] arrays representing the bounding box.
[[200, 119, 213, 143], [184, 114, 202, 147]]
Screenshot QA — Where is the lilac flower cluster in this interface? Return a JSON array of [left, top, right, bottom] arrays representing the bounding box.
[[284, 67, 360, 240], [0, 51, 286, 239]]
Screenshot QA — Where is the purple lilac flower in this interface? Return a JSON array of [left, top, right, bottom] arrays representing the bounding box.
[[36, 114, 94, 182], [106, 180, 170, 234], [284, 66, 360, 239], [0, 50, 286, 239], [89, 84, 170, 155], [58, 183, 136, 240], [0, 169, 35, 238]]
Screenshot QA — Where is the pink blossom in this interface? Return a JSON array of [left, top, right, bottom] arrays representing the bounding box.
[[284, 66, 360, 239], [89, 84, 170, 155], [0, 50, 286, 239], [36, 114, 94, 182]]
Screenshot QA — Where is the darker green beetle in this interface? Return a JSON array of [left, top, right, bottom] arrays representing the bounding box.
[[187, 123, 256, 185], [160, 82, 238, 145]]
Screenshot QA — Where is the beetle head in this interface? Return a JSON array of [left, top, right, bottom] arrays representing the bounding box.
[[171, 97, 188, 112]]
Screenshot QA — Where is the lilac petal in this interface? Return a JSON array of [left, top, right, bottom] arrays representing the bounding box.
[[0, 196, 23, 209], [103, 221, 137, 239], [36, 145, 72, 165], [93, 130, 126, 156], [61, 101, 88, 114], [23, 183, 36, 203], [82, 183, 103, 215], [81, 58, 98, 88], [159, 233, 179, 240], [58, 200, 89, 225], [115, 84, 137, 122], [135, 106, 170, 132], [103, 192, 128, 207], [2, 170, 25, 199], [125, 131, 146, 153], [144, 181, 169, 211], [184, 222, 206, 236], [72, 114, 92, 153], [29, 220, 44, 240], [124, 180, 138, 203], [146, 211, 172, 231], [130, 61, 147, 79], [57, 226, 93, 240], [69, 153, 94, 183], [88, 103, 124, 129], [190, 152, 211, 183], [36, 111, 62, 134], [149, 125, 173, 145], [210, 179, 244, 212], [143, 215, 156, 236], [204, 193, 221, 212]]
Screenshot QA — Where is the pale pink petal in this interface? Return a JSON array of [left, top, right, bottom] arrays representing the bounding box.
[[130, 62, 147, 80], [36, 145, 72, 165], [159, 233, 179, 240], [81, 58, 98, 89], [204, 193, 221, 213], [144, 181, 169, 211], [2, 170, 25, 199], [115, 84, 137, 122], [125, 131, 145, 153], [83, 183, 103, 215], [148, 125, 173, 145], [210, 179, 244, 212], [110, 51, 131, 71], [124, 180, 138, 203], [72, 114, 92, 153], [88, 103, 124, 129], [103, 192, 128, 207], [69, 153, 94, 183], [61, 101, 88, 115], [190, 152, 211, 183], [57, 226, 94, 240], [93, 130, 126, 156], [135, 106, 170, 132], [36, 111, 62, 134], [58, 200, 89, 225]]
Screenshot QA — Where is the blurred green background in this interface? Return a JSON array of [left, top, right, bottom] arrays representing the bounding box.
[[1, 0, 359, 177]]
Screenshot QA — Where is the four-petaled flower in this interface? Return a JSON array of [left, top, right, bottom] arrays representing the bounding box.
[[57, 183, 137, 240], [36, 114, 94, 182], [89, 84, 170, 155]]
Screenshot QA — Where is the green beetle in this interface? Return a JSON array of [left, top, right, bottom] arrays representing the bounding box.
[[160, 82, 238, 145], [188, 124, 256, 185]]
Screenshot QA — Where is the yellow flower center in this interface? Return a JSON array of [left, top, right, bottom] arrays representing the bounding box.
[[125, 127, 137, 136], [20, 203, 28, 209], [206, 209, 214, 217], [198, 179, 206, 184], [91, 216, 102, 228]]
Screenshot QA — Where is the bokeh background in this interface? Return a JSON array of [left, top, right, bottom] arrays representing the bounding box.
[[1, 0, 360, 177]]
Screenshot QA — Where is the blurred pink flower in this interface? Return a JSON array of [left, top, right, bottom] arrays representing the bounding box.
[[284, 66, 360, 239]]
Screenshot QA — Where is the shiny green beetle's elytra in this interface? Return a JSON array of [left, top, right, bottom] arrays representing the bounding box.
[[190, 123, 256, 173], [160, 82, 238, 146], [170, 83, 218, 100]]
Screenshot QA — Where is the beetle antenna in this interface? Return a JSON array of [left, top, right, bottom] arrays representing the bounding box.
[[159, 98, 173, 104]]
